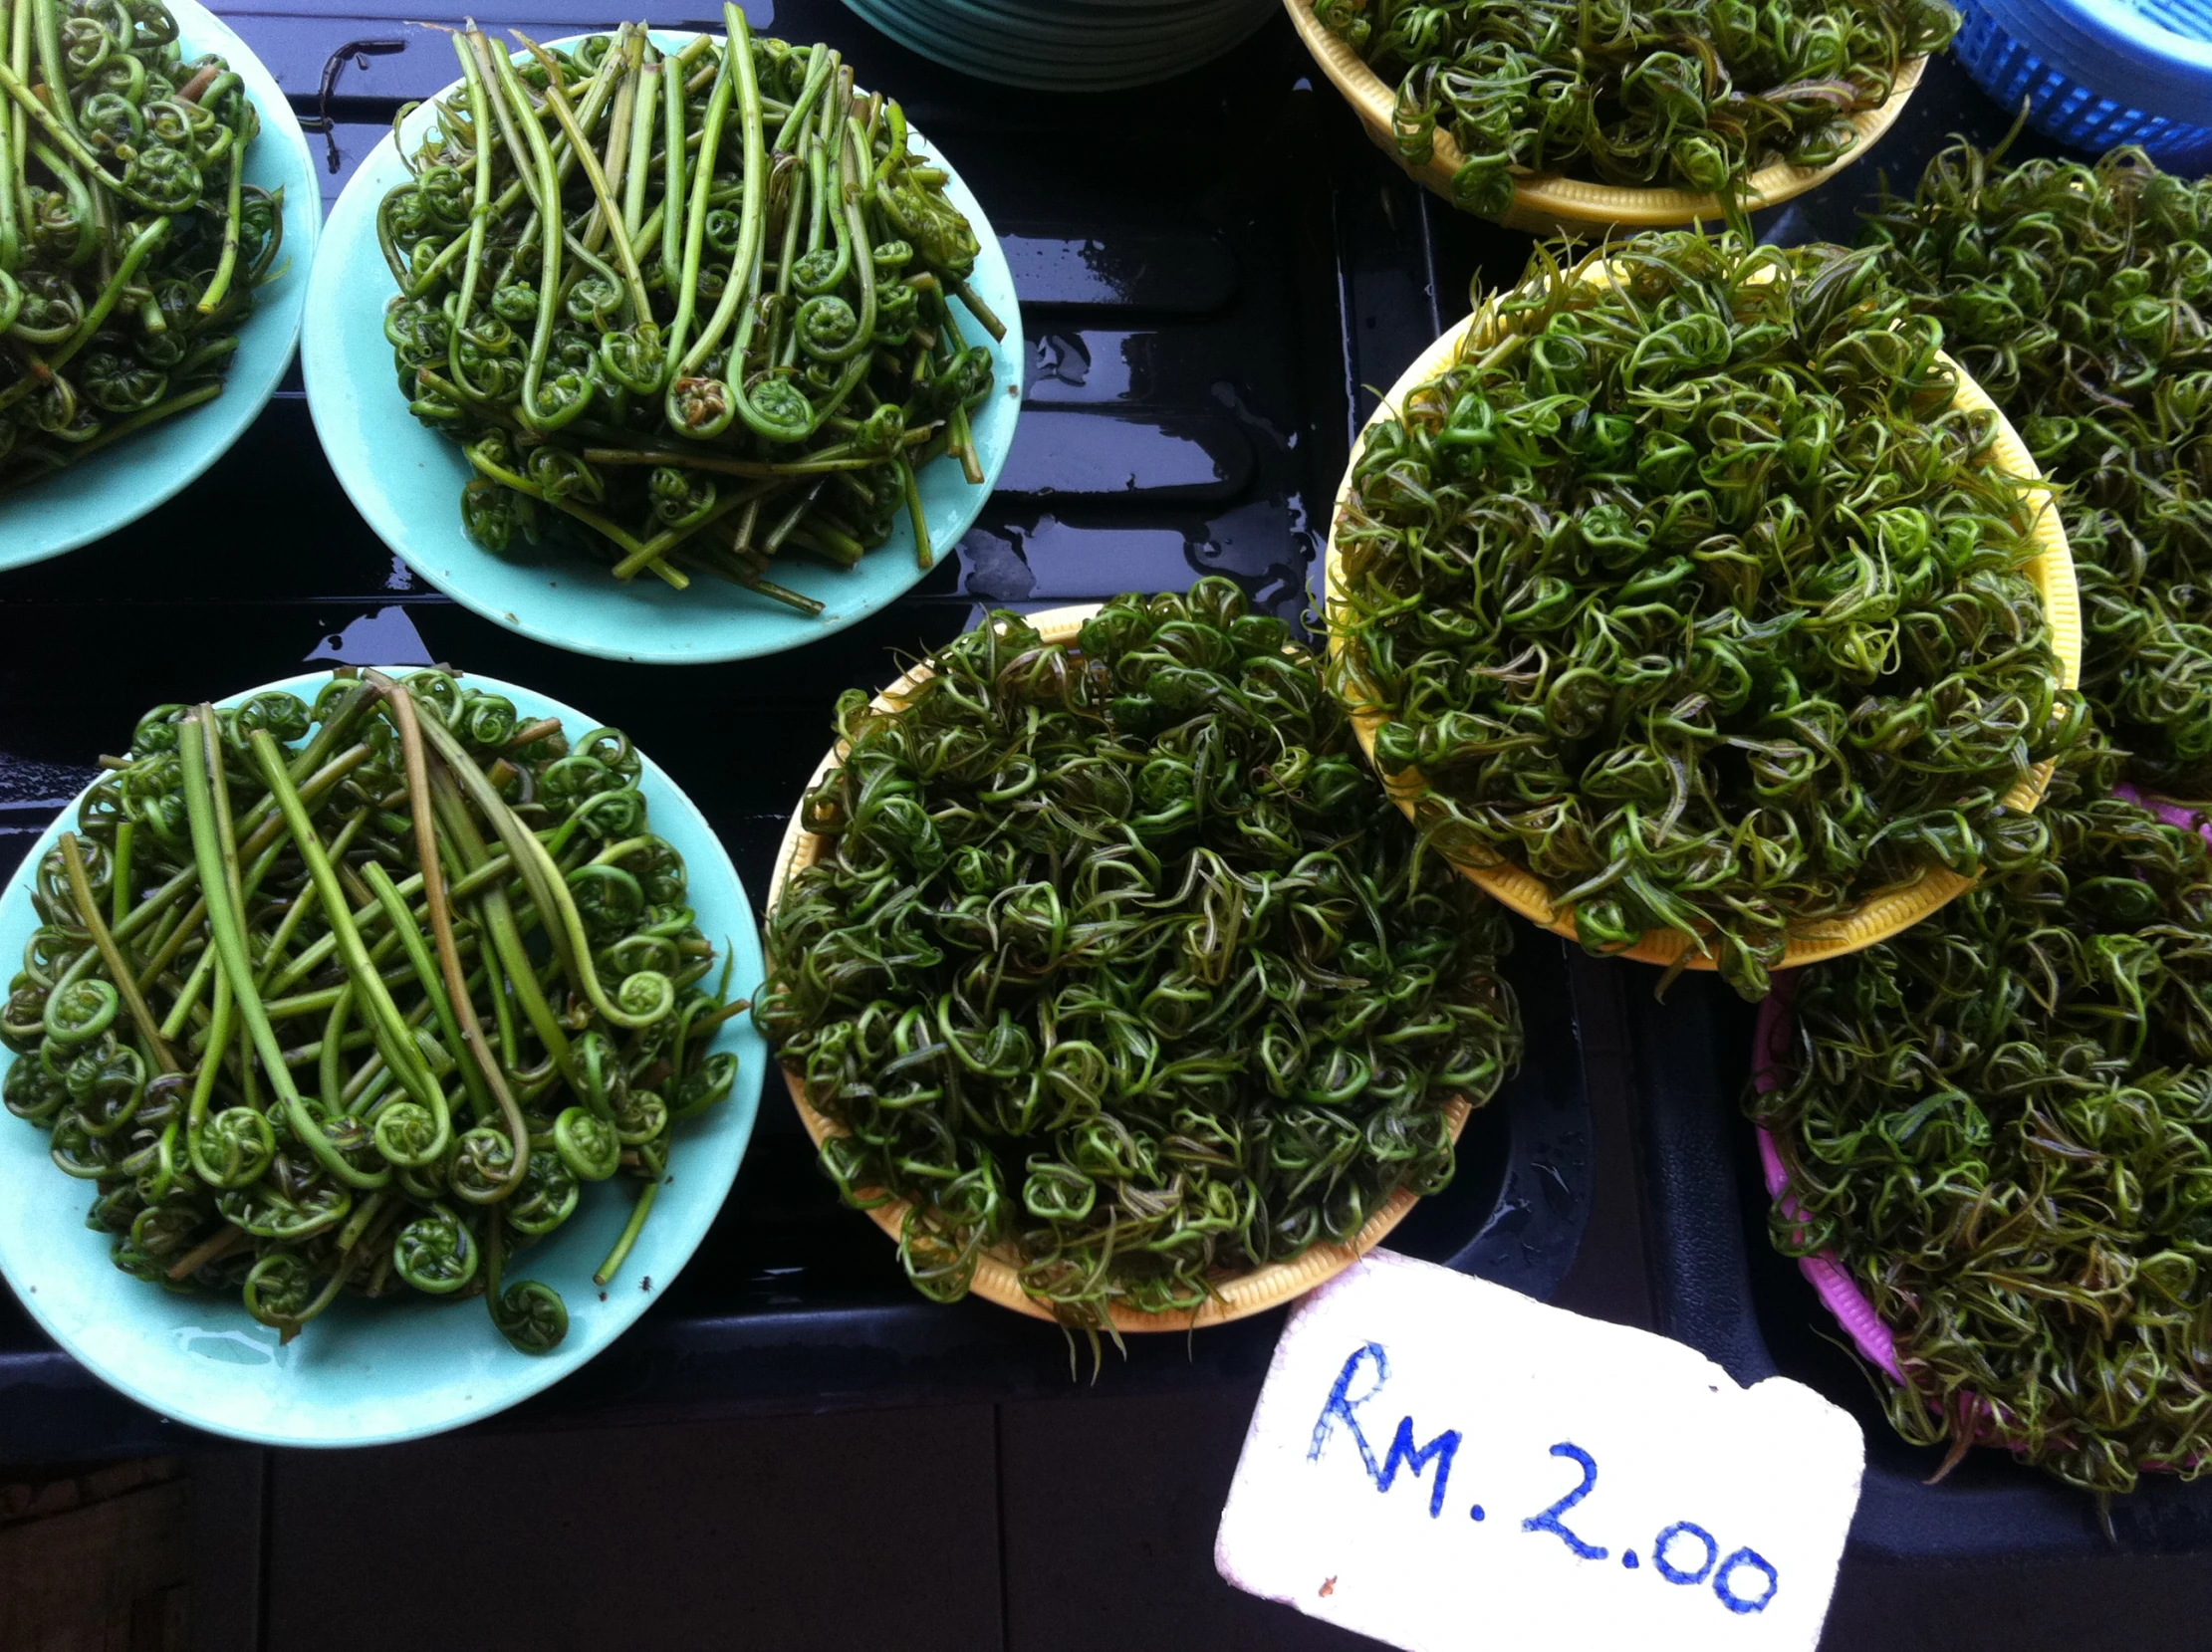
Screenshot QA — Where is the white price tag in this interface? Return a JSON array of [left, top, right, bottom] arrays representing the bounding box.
[[1216, 1250, 1862, 1652]]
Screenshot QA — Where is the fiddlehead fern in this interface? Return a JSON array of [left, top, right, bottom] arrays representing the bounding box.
[[1317, 0, 1952, 207], [373, 13, 1002, 608], [1329, 232, 2076, 999], [758, 580, 1524, 1331], [0, 668, 744, 1352], [0, 0, 279, 496], [1758, 770, 2212, 1494], [1863, 143, 2212, 798]]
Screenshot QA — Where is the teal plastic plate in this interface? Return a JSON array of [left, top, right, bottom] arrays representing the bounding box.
[[0, 669, 766, 1449], [840, 0, 1275, 87], [301, 32, 1023, 664], [0, 0, 318, 574]]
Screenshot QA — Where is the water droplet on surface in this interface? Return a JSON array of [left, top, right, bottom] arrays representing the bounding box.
[[176, 1324, 288, 1367]]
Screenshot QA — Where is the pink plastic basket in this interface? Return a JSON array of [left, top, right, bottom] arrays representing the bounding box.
[[1755, 782, 2207, 1396], [1751, 984, 1903, 1382]]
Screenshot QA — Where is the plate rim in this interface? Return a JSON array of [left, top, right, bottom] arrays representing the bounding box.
[[0, 0, 320, 573], [300, 28, 1023, 665], [0, 665, 767, 1448]]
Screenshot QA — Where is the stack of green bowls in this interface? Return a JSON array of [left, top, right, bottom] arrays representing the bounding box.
[[843, 0, 1278, 90]]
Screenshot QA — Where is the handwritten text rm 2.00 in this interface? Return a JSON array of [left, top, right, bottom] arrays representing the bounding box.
[[1309, 1341, 1782, 1616]]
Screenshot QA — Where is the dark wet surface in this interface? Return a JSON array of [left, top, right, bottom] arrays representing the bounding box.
[[6, 11, 2197, 1641], [0, 0, 1598, 1448]]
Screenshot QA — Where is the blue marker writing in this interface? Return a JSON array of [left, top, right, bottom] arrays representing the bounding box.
[[1309, 1343, 1462, 1519], [1651, 1522, 1719, 1586], [1310, 1342, 1390, 1480], [1713, 1547, 1780, 1614], [1522, 1443, 1608, 1560], [1379, 1414, 1462, 1519]]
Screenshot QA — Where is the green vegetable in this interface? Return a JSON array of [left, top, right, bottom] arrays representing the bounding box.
[[754, 578, 1524, 1333], [1862, 141, 2212, 798], [1328, 231, 2080, 1001], [1755, 753, 2212, 1495], [0, 0, 283, 493], [376, 10, 1003, 612], [1312, 0, 1955, 213], [0, 669, 744, 1351]]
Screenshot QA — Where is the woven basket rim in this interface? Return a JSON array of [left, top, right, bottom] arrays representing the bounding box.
[[1751, 783, 2212, 1475], [1282, 0, 1926, 230], [1322, 262, 2084, 973], [764, 602, 1473, 1333]]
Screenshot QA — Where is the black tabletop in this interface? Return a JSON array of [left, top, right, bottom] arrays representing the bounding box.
[[0, 0, 1598, 1460], [5, 6, 2180, 1586]]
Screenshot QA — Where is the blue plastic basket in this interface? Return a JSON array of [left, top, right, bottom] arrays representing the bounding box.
[[1953, 0, 2212, 171]]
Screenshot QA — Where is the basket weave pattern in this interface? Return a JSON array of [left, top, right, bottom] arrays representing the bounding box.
[[764, 604, 1473, 1332], [1324, 281, 2084, 974], [1283, 0, 1928, 233]]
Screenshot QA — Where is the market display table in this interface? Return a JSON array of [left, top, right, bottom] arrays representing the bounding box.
[[0, 0, 1600, 1460], [4, 0, 2190, 1594]]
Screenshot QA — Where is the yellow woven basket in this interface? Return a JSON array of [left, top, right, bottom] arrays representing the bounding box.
[[765, 602, 1472, 1332], [1283, 0, 1927, 235], [1325, 281, 2084, 975]]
